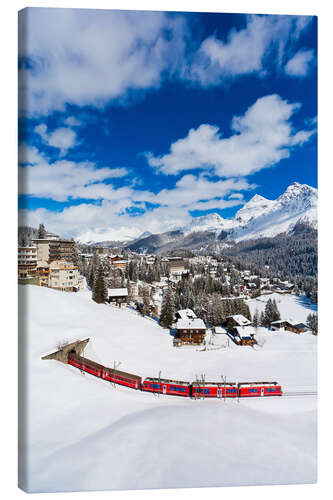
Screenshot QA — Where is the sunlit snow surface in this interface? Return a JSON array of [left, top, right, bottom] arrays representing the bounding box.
[[19, 286, 317, 492]]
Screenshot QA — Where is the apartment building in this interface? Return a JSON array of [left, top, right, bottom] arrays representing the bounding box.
[[32, 235, 75, 265], [18, 246, 37, 278], [47, 260, 84, 292]]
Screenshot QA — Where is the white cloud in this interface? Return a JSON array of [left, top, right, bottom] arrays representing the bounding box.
[[64, 116, 81, 127], [34, 124, 77, 156], [18, 142, 254, 239], [18, 144, 128, 202], [19, 8, 187, 115], [189, 15, 314, 85], [149, 175, 253, 209], [147, 94, 315, 177], [285, 49, 314, 77]]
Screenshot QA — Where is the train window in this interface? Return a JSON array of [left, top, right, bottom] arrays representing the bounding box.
[[150, 383, 161, 389], [170, 386, 187, 392], [196, 388, 209, 394]]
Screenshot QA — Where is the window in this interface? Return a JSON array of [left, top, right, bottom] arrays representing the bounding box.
[[170, 385, 187, 392], [150, 383, 161, 390], [195, 388, 210, 394], [227, 388, 237, 394], [249, 388, 259, 393]]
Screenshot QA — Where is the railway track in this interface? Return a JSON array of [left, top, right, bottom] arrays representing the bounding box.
[[283, 390, 317, 398]]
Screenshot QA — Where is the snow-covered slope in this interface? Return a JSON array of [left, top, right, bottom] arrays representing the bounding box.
[[20, 285, 317, 493], [181, 212, 233, 235], [234, 194, 275, 224]]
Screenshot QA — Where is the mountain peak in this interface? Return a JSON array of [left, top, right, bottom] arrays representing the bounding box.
[[235, 193, 274, 224], [277, 182, 317, 207]]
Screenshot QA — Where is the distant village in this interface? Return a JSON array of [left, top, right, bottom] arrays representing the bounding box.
[[18, 224, 318, 345]]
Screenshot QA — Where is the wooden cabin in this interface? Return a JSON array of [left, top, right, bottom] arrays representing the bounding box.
[[174, 318, 206, 346], [270, 320, 308, 334], [108, 287, 128, 305]]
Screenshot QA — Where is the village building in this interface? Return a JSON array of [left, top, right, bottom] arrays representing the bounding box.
[[94, 247, 110, 255], [32, 235, 76, 265], [232, 325, 257, 345], [270, 319, 309, 334], [214, 326, 227, 334], [128, 281, 139, 299], [47, 260, 84, 292], [18, 246, 37, 278], [175, 309, 197, 321], [167, 257, 185, 274], [174, 317, 206, 346], [222, 314, 256, 346], [108, 287, 128, 305], [80, 253, 94, 264], [110, 255, 128, 269]]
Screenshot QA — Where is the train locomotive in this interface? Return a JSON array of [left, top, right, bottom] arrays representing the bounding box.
[[67, 352, 282, 399]]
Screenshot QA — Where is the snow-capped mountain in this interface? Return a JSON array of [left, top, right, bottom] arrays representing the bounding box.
[[180, 212, 234, 235], [234, 194, 275, 224], [229, 182, 317, 241], [178, 182, 317, 242], [126, 182, 317, 253]]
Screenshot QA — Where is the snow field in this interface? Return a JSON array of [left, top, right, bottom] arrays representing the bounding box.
[[19, 285, 317, 492]]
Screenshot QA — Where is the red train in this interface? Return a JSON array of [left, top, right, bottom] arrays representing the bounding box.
[[67, 352, 282, 398]]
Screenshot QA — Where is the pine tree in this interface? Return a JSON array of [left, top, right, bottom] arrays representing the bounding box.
[[141, 286, 150, 317], [71, 238, 81, 269], [88, 266, 95, 289], [92, 265, 108, 304], [307, 313, 318, 335], [262, 298, 281, 326], [253, 309, 260, 329], [38, 223, 46, 239], [160, 287, 175, 328]]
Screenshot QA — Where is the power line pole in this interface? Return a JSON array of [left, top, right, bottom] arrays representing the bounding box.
[[113, 360, 121, 388]]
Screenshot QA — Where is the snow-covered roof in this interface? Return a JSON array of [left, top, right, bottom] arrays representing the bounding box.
[[234, 326, 256, 338], [108, 288, 128, 297], [227, 314, 252, 326], [176, 309, 197, 320], [214, 326, 227, 334], [176, 318, 206, 330]]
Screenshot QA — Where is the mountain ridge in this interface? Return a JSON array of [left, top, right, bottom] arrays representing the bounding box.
[[76, 182, 317, 252]]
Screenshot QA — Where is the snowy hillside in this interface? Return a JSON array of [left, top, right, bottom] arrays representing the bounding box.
[[20, 285, 317, 493]]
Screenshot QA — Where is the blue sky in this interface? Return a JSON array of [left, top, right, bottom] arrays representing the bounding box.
[[18, 8, 317, 241]]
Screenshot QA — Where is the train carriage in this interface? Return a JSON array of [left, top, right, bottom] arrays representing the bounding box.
[[68, 353, 104, 379], [68, 353, 142, 389], [142, 377, 191, 397], [102, 367, 142, 389], [238, 382, 282, 397], [192, 382, 238, 398]]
